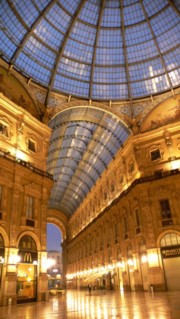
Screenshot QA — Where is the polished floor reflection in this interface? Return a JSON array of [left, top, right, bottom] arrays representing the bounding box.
[[0, 289, 180, 319]]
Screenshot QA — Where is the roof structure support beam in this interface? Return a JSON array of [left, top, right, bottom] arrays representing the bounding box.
[[120, 0, 133, 114], [140, 0, 173, 90], [45, 0, 86, 106], [10, 0, 58, 62], [89, 0, 105, 99]]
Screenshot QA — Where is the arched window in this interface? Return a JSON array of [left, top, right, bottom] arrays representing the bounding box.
[[18, 235, 37, 264], [160, 233, 180, 247]]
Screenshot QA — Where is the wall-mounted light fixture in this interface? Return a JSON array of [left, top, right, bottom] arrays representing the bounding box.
[[9, 255, 21, 264], [0, 256, 4, 263]]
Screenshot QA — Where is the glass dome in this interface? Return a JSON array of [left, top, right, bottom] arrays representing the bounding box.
[[1, 0, 180, 101]]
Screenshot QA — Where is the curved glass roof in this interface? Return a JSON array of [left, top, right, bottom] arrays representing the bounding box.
[[47, 107, 130, 217], [1, 0, 180, 101]]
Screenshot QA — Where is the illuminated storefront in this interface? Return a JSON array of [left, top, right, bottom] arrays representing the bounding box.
[[17, 236, 38, 303]]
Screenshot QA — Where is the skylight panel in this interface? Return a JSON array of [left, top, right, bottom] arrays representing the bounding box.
[[98, 28, 123, 48], [123, 3, 145, 26], [96, 47, 124, 65], [93, 66, 127, 83], [15, 52, 51, 85], [64, 39, 93, 64], [92, 83, 128, 100], [79, 0, 100, 26], [13, 0, 39, 28], [34, 20, 64, 51], [143, 0, 168, 17], [2, 1, 27, 42], [46, 3, 72, 33], [101, 7, 121, 27], [125, 22, 152, 46], [58, 0, 81, 15], [129, 58, 165, 81], [59, 58, 91, 82], [0, 31, 17, 59], [71, 22, 96, 46], [150, 7, 179, 37]]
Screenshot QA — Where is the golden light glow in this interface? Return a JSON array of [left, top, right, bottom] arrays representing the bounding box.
[[15, 149, 27, 161], [46, 258, 56, 269], [127, 258, 134, 266], [0, 256, 4, 263], [141, 254, 148, 263], [148, 251, 159, 267], [171, 159, 180, 170], [9, 255, 21, 264]]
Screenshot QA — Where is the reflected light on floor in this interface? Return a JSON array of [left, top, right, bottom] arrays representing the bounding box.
[[0, 290, 180, 319], [52, 299, 59, 311]]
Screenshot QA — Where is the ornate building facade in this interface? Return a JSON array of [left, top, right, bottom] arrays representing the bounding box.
[[0, 0, 180, 306]]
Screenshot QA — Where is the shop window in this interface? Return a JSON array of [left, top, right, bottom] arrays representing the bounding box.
[[151, 148, 161, 161], [160, 233, 180, 247], [160, 199, 173, 226], [28, 139, 36, 153], [17, 236, 37, 303]]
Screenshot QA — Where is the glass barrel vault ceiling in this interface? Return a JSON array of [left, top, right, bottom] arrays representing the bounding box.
[[47, 107, 130, 217], [0, 0, 180, 101]]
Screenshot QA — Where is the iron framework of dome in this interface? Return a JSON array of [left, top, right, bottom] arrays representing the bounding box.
[[47, 107, 130, 217], [1, 0, 180, 102], [0, 0, 180, 218]]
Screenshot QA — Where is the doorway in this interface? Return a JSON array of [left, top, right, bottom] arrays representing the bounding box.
[[17, 263, 37, 302], [17, 235, 38, 303], [160, 233, 180, 291]]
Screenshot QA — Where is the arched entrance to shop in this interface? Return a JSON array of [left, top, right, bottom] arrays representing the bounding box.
[[160, 232, 180, 291], [17, 235, 38, 303]]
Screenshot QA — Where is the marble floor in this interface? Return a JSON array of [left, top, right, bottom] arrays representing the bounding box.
[[0, 289, 180, 319]]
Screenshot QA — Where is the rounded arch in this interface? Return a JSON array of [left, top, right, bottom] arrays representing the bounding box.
[[16, 231, 41, 251], [47, 218, 66, 241], [140, 93, 180, 133], [157, 229, 180, 248], [47, 209, 67, 241], [0, 226, 9, 247], [0, 65, 40, 118]]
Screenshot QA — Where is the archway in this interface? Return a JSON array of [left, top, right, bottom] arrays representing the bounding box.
[[46, 223, 63, 290], [160, 232, 180, 291], [17, 235, 38, 303]]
